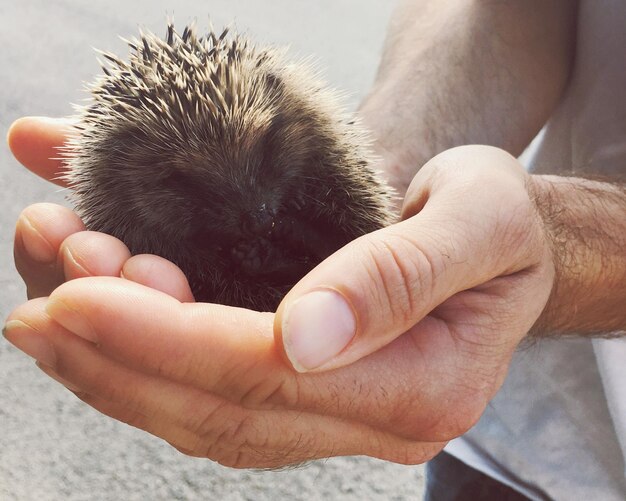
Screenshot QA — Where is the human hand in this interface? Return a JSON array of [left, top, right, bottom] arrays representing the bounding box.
[[6, 117, 447, 467], [275, 144, 555, 373], [5, 118, 554, 468], [8, 117, 195, 302]]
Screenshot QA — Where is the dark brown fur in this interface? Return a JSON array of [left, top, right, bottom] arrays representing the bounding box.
[[63, 23, 393, 311]]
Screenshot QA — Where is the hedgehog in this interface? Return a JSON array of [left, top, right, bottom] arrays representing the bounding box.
[[61, 22, 394, 311]]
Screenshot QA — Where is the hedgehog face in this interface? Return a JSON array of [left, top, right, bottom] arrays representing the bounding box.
[[63, 24, 392, 311], [138, 92, 357, 294]]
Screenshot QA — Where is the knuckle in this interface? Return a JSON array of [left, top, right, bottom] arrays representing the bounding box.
[[239, 376, 300, 409], [198, 414, 317, 469], [210, 355, 267, 403], [185, 398, 230, 438], [200, 424, 270, 469], [185, 410, 263, 467], [198, 410, 257, 448], [361, 233, 437, 325], [225, 413, 256, 444]]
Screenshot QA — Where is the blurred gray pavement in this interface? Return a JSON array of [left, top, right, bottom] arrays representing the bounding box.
[[0, 1, 426, 499]]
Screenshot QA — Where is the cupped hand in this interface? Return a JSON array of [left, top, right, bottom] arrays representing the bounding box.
[[275, 145, 555, 373], [5, 117, 555, 468], [8, 117, 194, 302]]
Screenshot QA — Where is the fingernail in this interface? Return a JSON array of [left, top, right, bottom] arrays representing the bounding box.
[[3, 320, 57, 367], [282, 289, 357, 372], [36, 361, 82, 393], [45, 300, 98, 343], [19, 216, 56, 263]]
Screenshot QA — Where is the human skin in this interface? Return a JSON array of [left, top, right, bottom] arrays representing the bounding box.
[[4, 1, 626, 468], [359, 0, 577, 195]]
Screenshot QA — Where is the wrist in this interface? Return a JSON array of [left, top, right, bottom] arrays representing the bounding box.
[[529, 175, 626, 335]]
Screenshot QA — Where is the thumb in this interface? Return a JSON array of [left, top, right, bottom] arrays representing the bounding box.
[[274, 204, 475, 373], [274, 146, 532, 373]]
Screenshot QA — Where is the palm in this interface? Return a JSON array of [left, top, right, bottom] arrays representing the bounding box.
[[7, 118, 554, 467]]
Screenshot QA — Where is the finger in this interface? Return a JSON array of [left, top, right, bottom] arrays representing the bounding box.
[[60, 231, 131, 280], [62, 234, 195, 302], [15, 203, 191, 301], [7, 116, 76, 186], [75, 391, 440, 468], [4, 300, 441, 468], [274, 145, 535, 372], [14, 204, 85, 298], [40, 277, 476, 441], [122, 255, 195, 303]]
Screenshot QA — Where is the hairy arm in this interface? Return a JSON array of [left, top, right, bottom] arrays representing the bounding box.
[[359, 0, 577, 194], [532, 175, 626, 335], [359, 0, 625, 337]]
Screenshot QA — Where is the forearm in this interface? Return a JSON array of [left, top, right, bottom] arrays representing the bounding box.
[[360, 0, 576, 194], [531, 175, 626, 335]]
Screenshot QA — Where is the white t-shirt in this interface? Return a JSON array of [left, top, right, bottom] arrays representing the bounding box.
[[446, 1, 626, 499]]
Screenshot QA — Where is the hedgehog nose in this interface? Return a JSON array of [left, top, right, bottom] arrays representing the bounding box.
[[241, 205, 275, 236]]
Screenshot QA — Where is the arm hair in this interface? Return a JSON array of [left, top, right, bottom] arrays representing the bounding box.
[[531, 174, 626, 335]]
